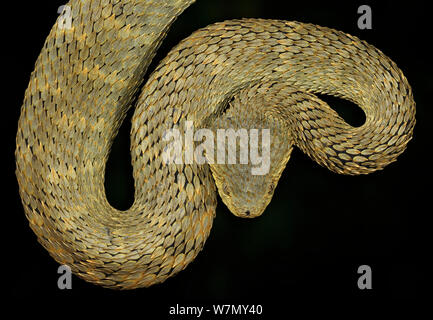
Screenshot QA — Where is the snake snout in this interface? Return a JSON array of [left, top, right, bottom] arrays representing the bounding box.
[[229, 205, 267, 219]]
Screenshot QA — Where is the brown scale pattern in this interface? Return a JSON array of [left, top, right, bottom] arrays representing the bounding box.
[[16, 0, 415, 289]]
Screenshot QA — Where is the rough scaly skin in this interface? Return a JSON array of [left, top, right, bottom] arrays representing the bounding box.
[[15, 0, 415, 289]]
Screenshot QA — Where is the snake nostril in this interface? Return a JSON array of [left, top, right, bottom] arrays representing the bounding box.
[[245, 210, 250, 216]]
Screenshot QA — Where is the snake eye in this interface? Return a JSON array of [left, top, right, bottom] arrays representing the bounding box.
[[268, 183, 275, 194], [222, 184, 230, 196]]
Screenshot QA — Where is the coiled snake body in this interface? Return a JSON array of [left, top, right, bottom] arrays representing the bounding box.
[[15, 0, 415, 289]]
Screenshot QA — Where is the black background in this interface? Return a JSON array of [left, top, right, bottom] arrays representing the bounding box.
[[4, 0, 432, 312]]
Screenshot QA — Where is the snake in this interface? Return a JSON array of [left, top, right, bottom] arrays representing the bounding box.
[[15, 0, 415, 289]]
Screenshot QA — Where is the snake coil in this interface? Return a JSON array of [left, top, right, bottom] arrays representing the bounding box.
[[16, 0, 415, 289]]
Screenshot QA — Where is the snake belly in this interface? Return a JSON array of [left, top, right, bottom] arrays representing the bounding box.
[[15, 0, 415, 289]]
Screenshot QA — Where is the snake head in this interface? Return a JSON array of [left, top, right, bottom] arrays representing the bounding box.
[[208, 91, 295, 218], [209, 123, 293, 218], [212, 165, 285, 218]]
